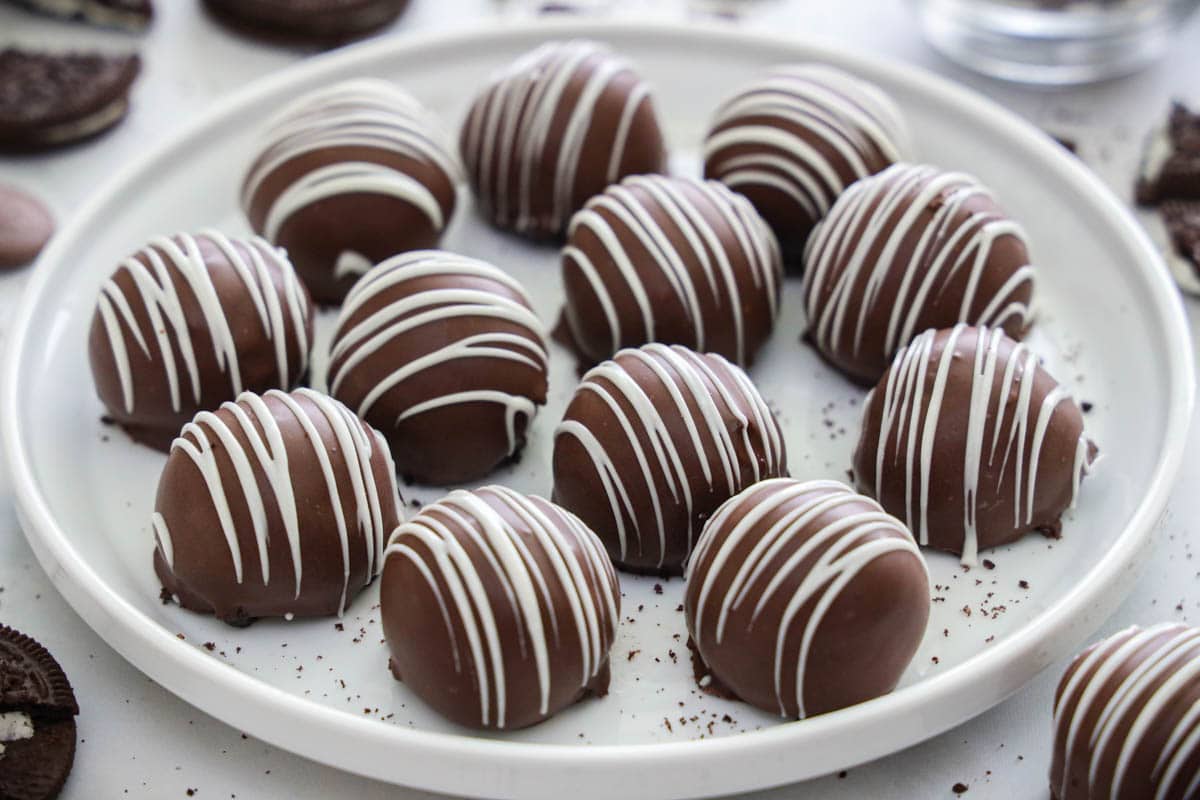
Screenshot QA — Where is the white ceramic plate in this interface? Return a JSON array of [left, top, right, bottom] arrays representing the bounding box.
[[2, 20, 1193, 800]]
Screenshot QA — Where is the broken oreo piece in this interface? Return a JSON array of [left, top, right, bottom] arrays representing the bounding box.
[[1136, 102, 1200, 205], [1161, 200, 1200, 277], [4, 0, 153, 32], [0, 625, 79, 800], [0, 48, 140, 152]]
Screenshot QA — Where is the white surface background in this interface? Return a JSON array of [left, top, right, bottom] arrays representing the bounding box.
[[1, 1, 1199, 798]]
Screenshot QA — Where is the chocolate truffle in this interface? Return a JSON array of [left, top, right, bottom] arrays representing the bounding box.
[[553, 343, 787, 575], [1051, 623, 1200, 800], [242, 78, 460, 304], [704, 64, 907, 264], [88, 231, 313, 451], [686, 478, 929, 719], [328, 250, 549, 485], [853, 325, 1094, 565], [802, 163, 1035, 385], [460, 40, 666, 239], [561, 174, 782, 366], [153, 388, 401, 625], [380, 485, 619, 730]]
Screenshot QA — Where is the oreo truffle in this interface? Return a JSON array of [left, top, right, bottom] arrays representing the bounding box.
[[561, 174, 782, 366], [553, 343, 787, 575], [854, 325, 1094, 565], [242, 78, 460, 304], [88, 231, 313, 451], [686, 478, 929, 719], [460, 40, 666, 239], [328, 250, 549, 485], [380, 485, 619, 730], [803, 163, 1035, 385], [153, 388, 401, 625], [704, 64, 907, 264], [1051, 623, 1200, 800]]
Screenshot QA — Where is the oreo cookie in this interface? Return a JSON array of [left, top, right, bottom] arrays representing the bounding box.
[[201, 0, 410, 46], [0, 184, 55, 270], [0, 48, 140, 152], [0, 625, 79, 800], [3, 0, 153, 31], [1136, 102, 1200, 205]]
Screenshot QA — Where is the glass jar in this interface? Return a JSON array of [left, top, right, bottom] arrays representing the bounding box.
[[912, 0, 1200, 85]]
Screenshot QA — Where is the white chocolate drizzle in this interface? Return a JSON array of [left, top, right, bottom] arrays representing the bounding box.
[[554, 343, 785, 569], [384, 485, 619, 729], [562, 175, 782, 366], [154, 388, 398, 617], [242, 78, 461, 240], [688, 478, 925, 718], [1053, 623, 1200, 800], [705, 64, 908, 225], [94, 231, 311, 416], [460, 40, 656, 235], [802, 163, 1035, 369], [328, 250, 549, 455], [865, 325, 1091, 565]]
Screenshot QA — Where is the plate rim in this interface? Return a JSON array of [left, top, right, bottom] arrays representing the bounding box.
[[3, 18, 1194, 800]]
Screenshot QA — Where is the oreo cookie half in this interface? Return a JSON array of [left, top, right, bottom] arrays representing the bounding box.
[[0, 48, 140, 152], [0, 625, 79, 800], [201, 0, 410, 46]]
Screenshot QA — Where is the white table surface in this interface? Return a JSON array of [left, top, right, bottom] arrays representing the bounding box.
[[2, 2, 1199, 798]]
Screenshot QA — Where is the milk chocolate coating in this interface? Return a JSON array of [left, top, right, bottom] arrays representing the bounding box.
[[685, 478, 929, 719], [704, 64, 907, 266], [561, 174, 782, 367], [552, 343, 787, 576], [328, 250, 549, 485], [460, 40, 666, 239], [242, 78, 460, 305], [802, 163, 1035, 386], [380, 485, 619, 729], [854, 325, 1094, 565], [153, 388, 401, 625], [87, 231, 313, 451], [1051, 624, 1200, 800]]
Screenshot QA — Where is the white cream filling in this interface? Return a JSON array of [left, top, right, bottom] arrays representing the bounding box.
[[0, 711, 35, 758], [22, 0, 148, 30], [42, 98, 129, 144]]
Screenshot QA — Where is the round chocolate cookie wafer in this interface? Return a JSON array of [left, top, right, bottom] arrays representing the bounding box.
[[201, 0, 409, 46], [0, 625, 79, 800], [0, 48, 140, 152], [0, 185, 54, 270]]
